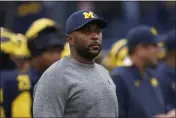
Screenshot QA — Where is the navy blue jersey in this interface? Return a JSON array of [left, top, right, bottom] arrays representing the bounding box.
[[111, 65, 166, 118], [1, 69, 39, 117], [156, 62, 176, 109]]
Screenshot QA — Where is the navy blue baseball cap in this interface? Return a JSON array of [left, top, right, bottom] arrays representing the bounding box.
[[66, 9, 108, 35], [127, 25, 162, 47], [164, 30, 176, 50]]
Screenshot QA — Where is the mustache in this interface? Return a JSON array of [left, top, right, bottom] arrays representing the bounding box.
[[88, 42, 101, 47]]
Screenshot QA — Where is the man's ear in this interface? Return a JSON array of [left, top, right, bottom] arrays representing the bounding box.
[[67, 34, 74, 47]]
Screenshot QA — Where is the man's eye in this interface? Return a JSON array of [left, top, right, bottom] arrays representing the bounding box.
[[82, 28, 102, 34], [83, 30, 90, 34], [96, 29, 102, 33]]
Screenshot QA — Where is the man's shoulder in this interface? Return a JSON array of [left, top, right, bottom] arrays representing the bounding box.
[[0, 70, 21, 89], [111, 66, 129, 75], [95, 63, 109, 72], [41, 57, 71, 80], [156, 62, 167, 74], [49, 57, 68, 69], [35, 57, 71, 89], [1, 69, 18, 76], [1, 69, 19, 82]]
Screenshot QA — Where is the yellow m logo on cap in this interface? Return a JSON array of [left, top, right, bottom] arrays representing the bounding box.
[[83, 12, 95, 19], [150, 27, 158, 36]]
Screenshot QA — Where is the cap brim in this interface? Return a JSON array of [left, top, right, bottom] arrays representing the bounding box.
[[138, 35, 166, 45], [153, 35, 166, 43], [75, 18, 108, 31]]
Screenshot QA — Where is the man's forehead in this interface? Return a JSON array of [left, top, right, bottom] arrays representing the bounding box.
[[84, 22, 101, 29], [70, 22, 101, 35]]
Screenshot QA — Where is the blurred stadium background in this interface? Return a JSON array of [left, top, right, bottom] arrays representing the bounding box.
[[0, 1, 175, 52], [0, 1, 175, 117]]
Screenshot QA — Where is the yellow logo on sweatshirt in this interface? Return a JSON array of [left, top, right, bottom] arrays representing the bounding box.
[[150, 78, 158, 87]]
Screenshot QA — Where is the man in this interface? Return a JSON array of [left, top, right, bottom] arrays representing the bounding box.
[[0, 28, 31, 118], [33, 9, 118, 117], [1, 18, 64, 118], [102, 38, 165, 72], [25, 18, 65, 73], [111, 26, 175, 118], [157, 30, 176, 116], [0, 29, 31, 117], [0, 27, 17, 118]]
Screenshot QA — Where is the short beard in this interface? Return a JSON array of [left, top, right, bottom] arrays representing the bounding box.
[[76, 46, 101, 60]]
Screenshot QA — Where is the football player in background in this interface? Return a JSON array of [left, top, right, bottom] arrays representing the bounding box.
[[102, 37, 166, 72], [0, 27, 31, 117], [1, 18, 64, 118], [111, 26, 175, 118], [102, 38, 128, 71], [156, 30, 176, 116]]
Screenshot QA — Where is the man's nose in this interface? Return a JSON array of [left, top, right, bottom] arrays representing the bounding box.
[[91, 32, 99, 40]]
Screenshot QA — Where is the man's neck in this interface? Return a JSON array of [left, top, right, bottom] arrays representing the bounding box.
[[30, 60, 43, 73], [19, 62, 30, 72], [130, 55, 147, 77], [71, 51, 95, 65]]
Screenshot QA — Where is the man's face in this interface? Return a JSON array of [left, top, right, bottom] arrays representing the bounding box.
[[167, 49, 176, 67], [138, 44, 159, 68], [38, 47, 63, 71], [70, 22, 103, 60]]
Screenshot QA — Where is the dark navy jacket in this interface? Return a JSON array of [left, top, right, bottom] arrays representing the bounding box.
[[111, 65, 166, 118], [156, 62, 176, 109], [1, 68, 41, 118]]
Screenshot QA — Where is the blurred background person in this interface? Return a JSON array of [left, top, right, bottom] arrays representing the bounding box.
[[111, 26, 175, 118], [156, 30, 176, 116], [25, 18, 65, 73], [102, 37, 166, 72], [1, 18, 65, 118], [102, 39, 128, 72], [0, 27, 31, 118]]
